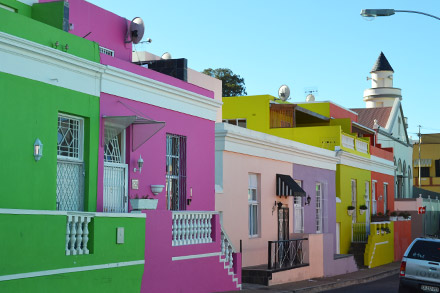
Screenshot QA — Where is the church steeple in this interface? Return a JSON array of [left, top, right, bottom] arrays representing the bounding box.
[[363, 52, 401, 108], [371, 52, 394, 73]]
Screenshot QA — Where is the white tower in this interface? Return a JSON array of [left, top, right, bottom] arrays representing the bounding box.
[[363, 52, 402, 108]]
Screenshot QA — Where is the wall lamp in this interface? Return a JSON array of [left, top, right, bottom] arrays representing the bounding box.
[[304, 195, 312, 206], [34, 138, 43, 161], [133, 155, 144, 173]]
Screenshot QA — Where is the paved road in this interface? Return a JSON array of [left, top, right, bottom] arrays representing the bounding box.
[[323, 273, 399, 293]]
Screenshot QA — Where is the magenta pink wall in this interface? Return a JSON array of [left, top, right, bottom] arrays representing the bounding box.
[[142, 210, 240, 292], [100, 54, 214, 99], [98, 94, 215, 211], [41, 0, 133, 61]]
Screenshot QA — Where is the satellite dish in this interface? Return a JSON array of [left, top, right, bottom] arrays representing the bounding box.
[[306, 94, 315, 102], [161, 52, 172, 60], [126, 17, 145, 44], [278, 85, 290, 101]]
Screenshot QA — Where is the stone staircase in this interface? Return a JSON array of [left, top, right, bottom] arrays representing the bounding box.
[[348, 242, 367, 269], [220, 227, 242, 290]]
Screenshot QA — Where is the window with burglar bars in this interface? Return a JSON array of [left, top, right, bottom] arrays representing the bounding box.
[[57, 114, 84, 211], [351, 179, 357, 223], [248, 174, 259, 237], [104, 127, 124, 163], [166, 134, 187, 211]]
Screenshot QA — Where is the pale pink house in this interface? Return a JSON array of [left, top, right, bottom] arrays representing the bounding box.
[[215, 123, 357, 285], [40, 0, 240, 291]]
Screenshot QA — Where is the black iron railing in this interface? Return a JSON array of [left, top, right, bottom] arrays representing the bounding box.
[[268, 238, 308, 271]]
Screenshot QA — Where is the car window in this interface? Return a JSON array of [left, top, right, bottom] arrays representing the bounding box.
[[408, 240, 440, 262]]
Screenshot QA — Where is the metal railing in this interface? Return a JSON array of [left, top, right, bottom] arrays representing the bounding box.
[[352, 223, 369, 243], [268, 238, 308, 271]]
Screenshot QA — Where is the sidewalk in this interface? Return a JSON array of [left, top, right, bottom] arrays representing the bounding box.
[[238, 261, 401, 292]]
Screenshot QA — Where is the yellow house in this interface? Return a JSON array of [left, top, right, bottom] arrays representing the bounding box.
[[413, 133, 440, 193]]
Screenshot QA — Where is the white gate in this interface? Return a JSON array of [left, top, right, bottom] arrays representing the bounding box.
[[57, 161, 84, 211], [103, 162, 128, 213]]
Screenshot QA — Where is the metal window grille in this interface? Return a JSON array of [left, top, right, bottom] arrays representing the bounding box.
[[57, 161, 84, 211], [104, 128, 123, 163], [99, 46, 114, 57], [103, 163, 128, 213], [58, 115, 82, 159], [166, 134, 187, 211]]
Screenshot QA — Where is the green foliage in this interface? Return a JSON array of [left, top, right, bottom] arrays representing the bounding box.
[[202, 68, 247, 97]]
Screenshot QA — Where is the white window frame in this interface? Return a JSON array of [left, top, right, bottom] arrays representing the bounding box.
[[248, 173, 259, 238], [294, 179, 304, 233], [351, 179, 357, 223], [223, 118, 247, 128], [57, 113, 84, 162], [372, 180, 377, 215], [316, 182, 323, 233]]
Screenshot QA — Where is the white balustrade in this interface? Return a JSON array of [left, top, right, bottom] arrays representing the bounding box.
[[341, 134, 355, 150], [172, 211, 216, 246], [66, 214, 93, 255], [221, 227, 235, 269], [356, 139, 369, 154]]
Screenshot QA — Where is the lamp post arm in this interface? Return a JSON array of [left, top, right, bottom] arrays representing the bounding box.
[[395, 10, 440, 21]]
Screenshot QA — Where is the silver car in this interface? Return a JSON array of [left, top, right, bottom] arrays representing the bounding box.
[[399, 238, 440, 293]]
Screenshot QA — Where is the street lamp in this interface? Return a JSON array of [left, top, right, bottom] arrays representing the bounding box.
[[360, 9, 440, 21]]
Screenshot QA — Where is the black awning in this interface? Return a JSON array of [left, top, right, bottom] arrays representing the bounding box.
[[276, 174, 306, 197]]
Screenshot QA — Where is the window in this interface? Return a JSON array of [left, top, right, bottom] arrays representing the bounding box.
[[316, 183, 323, 233], [436, 160, 440, 177], [351, 179, 357, 223], [372, 181, 377, 215], [166, 134, 187, 211], [223, 119, 247, 128], [294, 180, 304, 233], [248, 174, 259, 237], [56, 114, 85, 211], [421, 167, 430, 178], [384, 183, 388, 213], [57, 115, 83, 160]]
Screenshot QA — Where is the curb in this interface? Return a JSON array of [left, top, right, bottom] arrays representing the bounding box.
[[292, 269, 400, 292]]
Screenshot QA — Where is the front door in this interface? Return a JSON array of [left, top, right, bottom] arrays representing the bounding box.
[[103, 128, 128, 213], [278, 207, 289, 241]]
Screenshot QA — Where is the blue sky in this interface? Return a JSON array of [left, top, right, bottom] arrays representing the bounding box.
[[88, 0, 440, 138]]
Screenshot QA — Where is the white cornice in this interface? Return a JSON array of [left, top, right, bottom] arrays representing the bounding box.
[[215, 123, 338, 171], [101, 66, 222, 121], [0, 32, 221, 121], [338, 151, 395, 175], [0, 32, 104, 97]]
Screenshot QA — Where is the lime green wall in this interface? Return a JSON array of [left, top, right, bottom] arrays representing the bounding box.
[[364, 222, 394, 268], [222, 95, 272, 133], [336, 165, 371, 254], [296, 102, 330, 118], [0, 0, 31, 16], [0, 72, 99, 211], [0, 213, 145, 292], [0, 7, 99, 62], [32, 1, 66, 31]]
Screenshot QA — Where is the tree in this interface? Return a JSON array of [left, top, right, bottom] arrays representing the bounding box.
[[202, 68, 247, 97]]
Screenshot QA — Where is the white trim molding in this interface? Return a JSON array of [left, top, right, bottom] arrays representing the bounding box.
[[0, 260, 145, 282], [215, 123, 338, 171], [0, 208, 146, 218], [101, 66, 222, 121], [0, 32, 103, 97], [337, 151, 395, 176], [172, 252, 221, 261]]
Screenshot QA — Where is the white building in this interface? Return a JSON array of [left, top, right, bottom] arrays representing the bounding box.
[[352, 52, 413, 199]]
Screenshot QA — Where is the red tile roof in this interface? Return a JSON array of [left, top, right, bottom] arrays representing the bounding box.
[[350, 107, 392, 129]]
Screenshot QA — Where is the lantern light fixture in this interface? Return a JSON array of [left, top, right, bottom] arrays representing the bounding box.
[[34, 138, 43, 161], [133, 155, 144, 173]]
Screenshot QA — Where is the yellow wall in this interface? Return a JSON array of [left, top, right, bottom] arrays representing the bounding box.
[[336, 164, 371, 254], [364, 222, 395, 268], [296, 102, 330, 118], [413, 143, 440, 193]]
